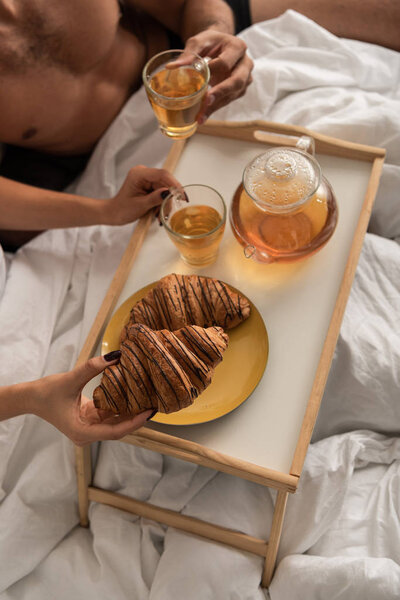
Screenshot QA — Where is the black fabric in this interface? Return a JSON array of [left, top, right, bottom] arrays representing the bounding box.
[[0, 146, 91, 252], [224, 0, 252, 33], [0, 145, 91, 192], [166, 0, 252, 46], [167, 29, 184, 50]]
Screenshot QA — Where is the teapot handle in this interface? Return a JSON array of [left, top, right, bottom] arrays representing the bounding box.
[[295, 135, 315, 156], [251, 129, 315, 156], [243, 244, 275, 264], [245, 130, 315, 156]]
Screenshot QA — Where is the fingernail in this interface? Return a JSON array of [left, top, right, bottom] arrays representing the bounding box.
[[147, 409, 158, 421], [104, 350, 121, 362], [207, 94, 215, 107], [183, 192, 189, 202], [161, 190, 170, 199]]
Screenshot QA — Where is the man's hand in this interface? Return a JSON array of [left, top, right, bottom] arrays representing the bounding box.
[[102, 165, 183, 226], [172, 30, 253, 123], [126, 0, 253, 122], [32, 353, 154, 446]]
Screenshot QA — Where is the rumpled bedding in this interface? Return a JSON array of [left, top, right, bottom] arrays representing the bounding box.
[[1, 10, 400, 599]]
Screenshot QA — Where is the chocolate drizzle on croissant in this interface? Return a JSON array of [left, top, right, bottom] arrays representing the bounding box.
[[93, 323, 229, 416], [120, 274, 250, 343]]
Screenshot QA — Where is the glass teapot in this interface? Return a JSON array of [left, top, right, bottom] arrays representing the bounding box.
[[230, 136, 338, 263]]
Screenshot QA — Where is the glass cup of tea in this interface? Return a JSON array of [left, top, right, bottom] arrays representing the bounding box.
[[142, 49, 210, 139], [160, 184, 226, 266]]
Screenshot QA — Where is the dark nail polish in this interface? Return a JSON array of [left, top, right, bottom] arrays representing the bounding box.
[[147, 409, 158, 421], [183, 192, 189, 202], [104, 350, 121, 362], [161, 190, 170, 199]]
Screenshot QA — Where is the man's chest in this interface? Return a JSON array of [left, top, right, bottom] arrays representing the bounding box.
[[0, 0, 146, 152], [0, 0, 123, 74]]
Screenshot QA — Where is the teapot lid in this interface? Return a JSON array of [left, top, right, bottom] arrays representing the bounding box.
[[243, 147, 321, 213]]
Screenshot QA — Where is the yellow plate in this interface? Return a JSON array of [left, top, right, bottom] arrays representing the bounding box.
[[101, 280, 269, 425]]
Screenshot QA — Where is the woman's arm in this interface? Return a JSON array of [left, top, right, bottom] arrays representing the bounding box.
[[0, 353, 155, 445], [0, 165, 181, 230], [0, 176, 105, 230], [0, 380, 35, 420]]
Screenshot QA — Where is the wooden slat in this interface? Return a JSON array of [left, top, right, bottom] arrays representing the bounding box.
[[122, 428, 299, 493], [75, 138, 187, 368], [290, 155, 386, 477], [198, 120, 386, 161], [163, 138, 187, 171], [88, 486, 269, 557], [75, 213, 153, 367], [74, 139, 187, 525], [75, 445, 92, 527], [262, 490, 289, 587], [74, 217, 152, 526]]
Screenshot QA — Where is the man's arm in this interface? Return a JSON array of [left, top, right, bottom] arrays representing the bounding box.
[[249, 0, 400, 52], [179, 0, 235, 38], [129, 0, 235, 38]]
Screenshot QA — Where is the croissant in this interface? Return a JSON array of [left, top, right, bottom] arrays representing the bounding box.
[[120, 273, 250, 343], [93, 323, 229, 416]]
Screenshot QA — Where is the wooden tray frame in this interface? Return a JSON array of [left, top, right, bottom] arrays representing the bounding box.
[[75, 120, 385, 587]]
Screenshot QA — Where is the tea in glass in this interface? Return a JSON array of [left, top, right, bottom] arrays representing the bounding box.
[[160, 185, 226, 266], [143, 50, 210, 139]]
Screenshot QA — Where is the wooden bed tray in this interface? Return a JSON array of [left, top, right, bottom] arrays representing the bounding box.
[[75, 120, 385, 587]]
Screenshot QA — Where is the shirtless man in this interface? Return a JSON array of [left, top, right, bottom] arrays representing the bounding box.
[[0, 0, 254, 250], [0, 0, 398, 251]]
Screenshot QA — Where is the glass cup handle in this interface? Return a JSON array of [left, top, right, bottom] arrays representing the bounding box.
[[194, 56, 211, 71], [295, 135, 315, 156]]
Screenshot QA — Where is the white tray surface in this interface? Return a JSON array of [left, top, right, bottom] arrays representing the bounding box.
[[84, 133, 372, 476]]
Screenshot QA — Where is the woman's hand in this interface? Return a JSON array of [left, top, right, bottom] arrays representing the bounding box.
[[31, 352, 154, 446], [101, 165, 183, 226]]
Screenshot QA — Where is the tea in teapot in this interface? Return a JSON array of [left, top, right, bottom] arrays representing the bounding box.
[[230, 146, 338, 263]]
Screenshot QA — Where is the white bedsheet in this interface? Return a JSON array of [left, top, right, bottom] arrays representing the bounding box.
[[1, 11, 400, 599]]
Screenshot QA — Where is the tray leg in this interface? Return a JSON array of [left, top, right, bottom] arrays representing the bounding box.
[[75, 444, 92, 527], [262, 489, 288, 588]]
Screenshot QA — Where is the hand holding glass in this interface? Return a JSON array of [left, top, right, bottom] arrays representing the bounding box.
[[142, 50, 210, 139], [160, 184, 226, 266]]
